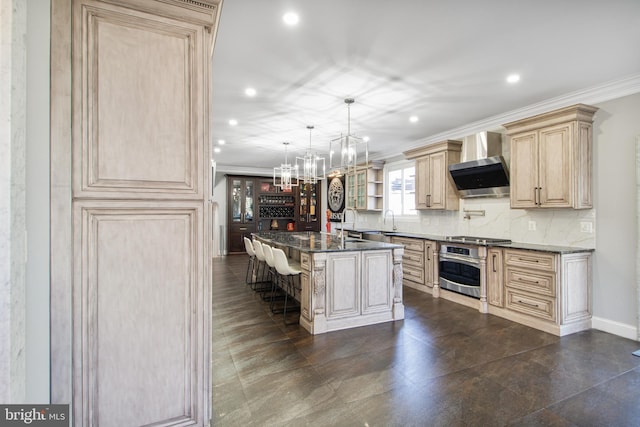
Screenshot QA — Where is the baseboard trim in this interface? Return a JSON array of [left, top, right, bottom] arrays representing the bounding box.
[[591, 316, 638, 341]]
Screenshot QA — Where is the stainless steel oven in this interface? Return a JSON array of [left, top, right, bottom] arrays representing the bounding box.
[[439, 244, 482, 299], [438, 236, 511, 299]]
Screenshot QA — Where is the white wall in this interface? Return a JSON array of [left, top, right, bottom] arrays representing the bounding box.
[[592, 93, 640, 338], [26, 0, 51, 402], [1, 0, 28, 403]]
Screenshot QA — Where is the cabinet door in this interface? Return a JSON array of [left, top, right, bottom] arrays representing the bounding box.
[[487, 248, 504, 307], [229, 178, 255, 224], [510, 131, 539, 208], [539, 123, 573, 208], [345, 173, 356, 209], [415, 157, 430, 209], [424, 240, 437, 287], [356, 170, 366, 209], [297, 183, 320, 231], [427, 151, 447, 209]]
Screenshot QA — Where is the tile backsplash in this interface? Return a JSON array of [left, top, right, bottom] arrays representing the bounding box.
[[356, 197, 596, 248]]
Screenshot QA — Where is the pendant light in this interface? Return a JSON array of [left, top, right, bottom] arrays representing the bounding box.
[[329, 98, 368, 176], [296, 125, 326, 184], [273, 142, 299, 191]]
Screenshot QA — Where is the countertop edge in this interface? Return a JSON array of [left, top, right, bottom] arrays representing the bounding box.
[[335, 227, 595, 254]]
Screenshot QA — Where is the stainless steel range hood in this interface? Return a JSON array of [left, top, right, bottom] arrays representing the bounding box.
[[448, 132, 510, 198]]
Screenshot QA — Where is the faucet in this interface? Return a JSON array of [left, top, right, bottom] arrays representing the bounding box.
[[383, 209, 397, 231], [340, 208, 358, 248]]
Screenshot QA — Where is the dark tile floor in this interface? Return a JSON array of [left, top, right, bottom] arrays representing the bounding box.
[[212, 255, 640, 427]]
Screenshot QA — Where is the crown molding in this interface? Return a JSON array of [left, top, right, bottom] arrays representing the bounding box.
[[393, 73, 640, 155], [215, 164, 274, 176]]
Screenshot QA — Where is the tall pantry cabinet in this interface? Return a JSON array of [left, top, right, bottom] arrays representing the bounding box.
[[50, 1, 222, 426]]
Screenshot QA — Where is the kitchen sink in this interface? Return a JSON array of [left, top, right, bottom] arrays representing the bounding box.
[[361, 232, 391, 243]]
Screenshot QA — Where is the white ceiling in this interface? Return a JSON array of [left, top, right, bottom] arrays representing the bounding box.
[[210, 0, 640, 174]]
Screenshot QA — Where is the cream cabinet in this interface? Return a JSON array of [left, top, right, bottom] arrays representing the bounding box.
[[487, 248, 504, 307], [391, 236, 426, 290], [50, 0, 222, 425], [424, 240, 438, 288], [391, 236, 438, 293], [404, 140, 462, 210], [345, 161, 384, 211], [297, 247, 405, 335], [503, 104, 598, 209], [488, 248, 592, 336]]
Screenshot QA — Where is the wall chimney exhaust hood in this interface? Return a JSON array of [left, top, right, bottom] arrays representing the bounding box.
[[448, 132, 510, 198]]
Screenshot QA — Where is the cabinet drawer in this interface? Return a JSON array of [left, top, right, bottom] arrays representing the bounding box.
[[391, 237, 425, 253], [505, 249, 556, 272], [402, 263, 425, 285], [505, 289, 556, 322], [402, 249, 424, 268], [505, 267, 556, 297]]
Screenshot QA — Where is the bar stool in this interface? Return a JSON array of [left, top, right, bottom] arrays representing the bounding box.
[[243, 237, 256, 285], [272, 247, 302, 325], [261, 244, 282, 303], [252, 240, 270, 293]]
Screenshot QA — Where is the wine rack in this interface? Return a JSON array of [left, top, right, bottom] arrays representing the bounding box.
[[259, 205, 295, 218]]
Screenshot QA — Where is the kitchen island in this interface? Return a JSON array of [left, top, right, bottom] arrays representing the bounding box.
[[253, 232, 405, 335]]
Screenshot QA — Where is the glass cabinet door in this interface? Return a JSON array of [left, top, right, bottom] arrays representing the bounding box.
[[231, 179, 242, 222], [299, 183, 318, 224], [245, 180, 254, 222], [231, 178, 254, 224], [345, 174, 356, 209], [356, 171, 366, 209]]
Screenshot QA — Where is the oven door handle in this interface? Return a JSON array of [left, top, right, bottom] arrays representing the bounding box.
[[439, 254, 480, 268]]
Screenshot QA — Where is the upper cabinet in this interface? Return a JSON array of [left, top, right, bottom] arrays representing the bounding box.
[[345, 161, 384, 211], [404, 140, 462, 210], [503, 104, 598, 209]]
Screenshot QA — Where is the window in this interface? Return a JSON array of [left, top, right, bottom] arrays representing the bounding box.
[[386, 161, 416, 215]]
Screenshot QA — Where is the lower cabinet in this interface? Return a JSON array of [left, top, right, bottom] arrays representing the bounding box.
[[424, 240, 438, 288], [298, 248, 404, 335], [391, 236, 426, 290], [487, 248, 504, 307], [228, 224, 255, 253], [391, 236, 438, 293], [488, 247, 592, 336]]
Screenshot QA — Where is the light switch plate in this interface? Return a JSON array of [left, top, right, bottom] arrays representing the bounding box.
[[528, 221, 536, 231]]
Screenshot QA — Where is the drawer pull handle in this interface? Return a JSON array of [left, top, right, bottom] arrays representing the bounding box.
[[518, 278, 540, 284], [517, 299, 540, 308], [517, 257, 540, 263], [239, 227, 248, 231]]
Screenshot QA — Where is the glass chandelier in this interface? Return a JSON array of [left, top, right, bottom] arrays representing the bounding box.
[[273, 142, 299, 191], [329, 98, 368, 176], [296, 125, 326, 184]]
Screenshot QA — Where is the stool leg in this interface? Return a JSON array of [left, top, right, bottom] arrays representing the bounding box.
[[245, 255, 254, 284], [283, 274, 301, 326]]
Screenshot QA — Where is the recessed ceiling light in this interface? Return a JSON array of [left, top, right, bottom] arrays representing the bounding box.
[[245, 87, 257, 97], [363, 136, 370, 142], [507, 74, 520, 83], [218, 139, 225, 145], [409, 115, 419, 123], [282, 12, 299, 26], [213, 147, 221, 153], [228, 119, 238, 126]]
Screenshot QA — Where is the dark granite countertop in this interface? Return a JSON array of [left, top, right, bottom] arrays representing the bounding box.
[[335, 226, 594, 254], [253, 231, 403, 253]]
